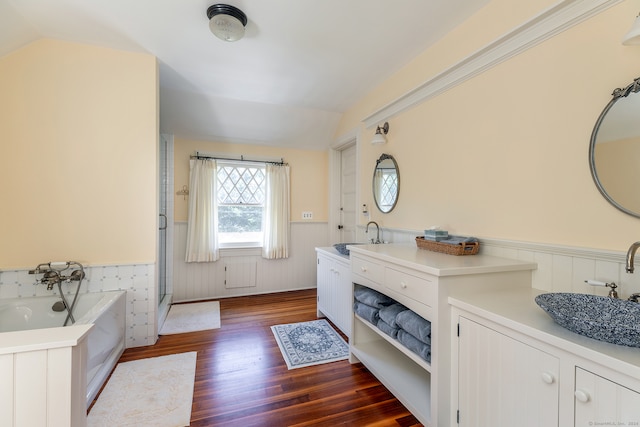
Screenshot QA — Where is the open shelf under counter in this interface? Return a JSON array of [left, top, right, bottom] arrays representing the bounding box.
[[354, 313, 431, 372], [351, 315, 432, 425]]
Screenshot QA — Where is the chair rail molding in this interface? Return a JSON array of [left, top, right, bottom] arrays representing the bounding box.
[[362, 0, 623, 128]]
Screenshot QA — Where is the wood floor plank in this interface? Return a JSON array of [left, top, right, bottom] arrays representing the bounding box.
[[95, 289, 422, 426]]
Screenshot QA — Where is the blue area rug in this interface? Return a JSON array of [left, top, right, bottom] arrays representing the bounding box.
[[271, 319, 349, 369]]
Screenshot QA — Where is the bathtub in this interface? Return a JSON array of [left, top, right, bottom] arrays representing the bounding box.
[[0, 290, 126, 407]]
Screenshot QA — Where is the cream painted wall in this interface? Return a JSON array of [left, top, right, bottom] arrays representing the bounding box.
[[336, 0, 640, 251], [173, 137, 328, 222], [0, 39, 158, 269]]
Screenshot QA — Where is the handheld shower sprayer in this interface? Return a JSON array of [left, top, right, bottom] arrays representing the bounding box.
[[29, 260, 86, 325]]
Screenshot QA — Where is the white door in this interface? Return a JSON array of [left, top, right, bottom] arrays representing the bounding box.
[[457, 316, 560, 427], [339, 144, 357, 243]]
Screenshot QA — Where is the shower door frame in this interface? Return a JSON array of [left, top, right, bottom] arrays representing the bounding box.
[[157, 134, 174, 332]]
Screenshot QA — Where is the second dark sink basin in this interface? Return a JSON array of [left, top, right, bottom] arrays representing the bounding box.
[[535, 292, 640, 348]]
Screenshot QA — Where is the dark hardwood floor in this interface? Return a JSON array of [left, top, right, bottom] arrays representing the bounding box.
[[108, 289, 422, 426]]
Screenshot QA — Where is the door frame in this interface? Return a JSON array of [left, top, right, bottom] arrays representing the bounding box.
[[329, 128, 361, 245]]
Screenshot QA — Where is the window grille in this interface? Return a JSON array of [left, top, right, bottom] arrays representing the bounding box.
[[217, 162, 265, 242], [217, 165, 265, 205], [379, 171, 398, 210]]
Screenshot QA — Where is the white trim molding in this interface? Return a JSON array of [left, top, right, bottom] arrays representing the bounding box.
[[329, 128, 361, 245], [363, 0, 623, 128]]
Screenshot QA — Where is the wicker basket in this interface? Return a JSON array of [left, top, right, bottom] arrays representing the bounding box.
[[415, 236, 479, 256]]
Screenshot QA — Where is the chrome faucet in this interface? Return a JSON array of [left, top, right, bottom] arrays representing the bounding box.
[[626, 241, 640, 273], [41, 270, 61, 291], [366, 221, 381, 244], [28, 263, 50, 275]]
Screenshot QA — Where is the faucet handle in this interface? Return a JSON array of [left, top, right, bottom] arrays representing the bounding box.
[[585, 280, 618, 299]]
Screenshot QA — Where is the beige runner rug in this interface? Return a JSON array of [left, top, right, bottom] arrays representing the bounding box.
[[160, 301, 220, 334], [87, 352, 197, 427]]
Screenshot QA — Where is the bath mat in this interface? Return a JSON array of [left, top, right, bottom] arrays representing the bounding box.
[[271, 319, 349, 369], [160, 301, 220, 334], [87, 352, 196, 427]]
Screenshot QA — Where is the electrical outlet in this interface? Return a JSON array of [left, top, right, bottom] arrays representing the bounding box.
[[302, 211, 313, 219]]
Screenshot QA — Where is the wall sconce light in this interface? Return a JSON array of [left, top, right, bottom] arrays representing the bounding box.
[[372, 122, 389, 145], [176, 185, 189, 200], [207, 4, 248, 42], [623, 12, 640, 45]]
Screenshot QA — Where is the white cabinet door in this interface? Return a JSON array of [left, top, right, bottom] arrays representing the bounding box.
[[457, 316, 559, 427], [574, 367, 640, 427], [333, 259, 351, 337], [317, 254, 331, 318], [316, 253, 351, 337]]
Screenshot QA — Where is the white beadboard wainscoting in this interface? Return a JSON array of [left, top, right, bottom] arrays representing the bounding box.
[[357, 226, 640, 298], [0, 263, 156, 348], [1, 325, 92, 427], [172, 221, 330, 302]]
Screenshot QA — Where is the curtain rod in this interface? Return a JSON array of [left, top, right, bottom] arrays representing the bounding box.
[[191, 152, 287, 166]]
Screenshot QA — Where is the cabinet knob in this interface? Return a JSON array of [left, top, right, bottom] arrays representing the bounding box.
[[541, 372, 555, 384], [574, 389, 590, 403], [400, 282, 407, 289], [361, 266, 367, 272]]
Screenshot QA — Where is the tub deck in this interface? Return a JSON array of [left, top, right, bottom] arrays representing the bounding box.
[[0, 324, 93, 354]]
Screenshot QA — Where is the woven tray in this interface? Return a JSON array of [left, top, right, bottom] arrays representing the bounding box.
[[415, 236, 479, 256]]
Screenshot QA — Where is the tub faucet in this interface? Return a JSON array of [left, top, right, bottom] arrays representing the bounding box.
[[29, 263, 50, 275], [366, 221, 381, 244], [41, 270, 60, 291], [626, 241, 640, 273]]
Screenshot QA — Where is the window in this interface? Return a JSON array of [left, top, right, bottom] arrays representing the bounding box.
[[377, 169, 398, 212], [217, 162, 265, 246]]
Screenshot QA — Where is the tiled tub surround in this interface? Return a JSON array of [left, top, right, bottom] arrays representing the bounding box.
[[0, 262, 156, 348]]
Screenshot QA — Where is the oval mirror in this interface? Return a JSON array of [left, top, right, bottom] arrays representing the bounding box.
[[372, 153, 400, 213], [589, 77, 640, 218]]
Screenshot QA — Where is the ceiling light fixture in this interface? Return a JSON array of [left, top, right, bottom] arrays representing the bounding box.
[[622, 12, 640, 45], [207, 4, 247, 42], [372, 122, 389, 145]]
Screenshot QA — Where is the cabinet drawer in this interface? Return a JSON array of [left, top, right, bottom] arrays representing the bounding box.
[[385, 267, 435, 306], [351, 255, 384, 285]]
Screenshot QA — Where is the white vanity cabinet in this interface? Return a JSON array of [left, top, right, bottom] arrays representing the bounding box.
[[316, 247, 352, 337], [348, 244, 536, 427], [450, 289, 640, 427]]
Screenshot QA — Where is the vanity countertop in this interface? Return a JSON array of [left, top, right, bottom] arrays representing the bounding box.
[[449, 287, 640, 378], [348, 243, 537, 277]]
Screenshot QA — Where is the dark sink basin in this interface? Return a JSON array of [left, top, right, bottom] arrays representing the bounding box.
[[535, 292, 640, 348], [333, 243, 361, 256]]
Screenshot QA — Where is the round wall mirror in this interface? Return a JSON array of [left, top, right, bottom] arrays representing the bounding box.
[[589, 77, 640, 218], [372, 153, 400, 213]]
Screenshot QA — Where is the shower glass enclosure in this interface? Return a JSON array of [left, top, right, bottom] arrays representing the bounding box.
[[159, 137, 167, 304], [158, 134, 173, 329]]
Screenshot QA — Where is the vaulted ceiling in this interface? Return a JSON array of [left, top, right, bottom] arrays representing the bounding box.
[[0, 0, 489, 149]]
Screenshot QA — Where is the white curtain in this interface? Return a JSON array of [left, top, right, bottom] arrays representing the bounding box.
[[185, 158, 219, 262], [262, 163, 290, 259]]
